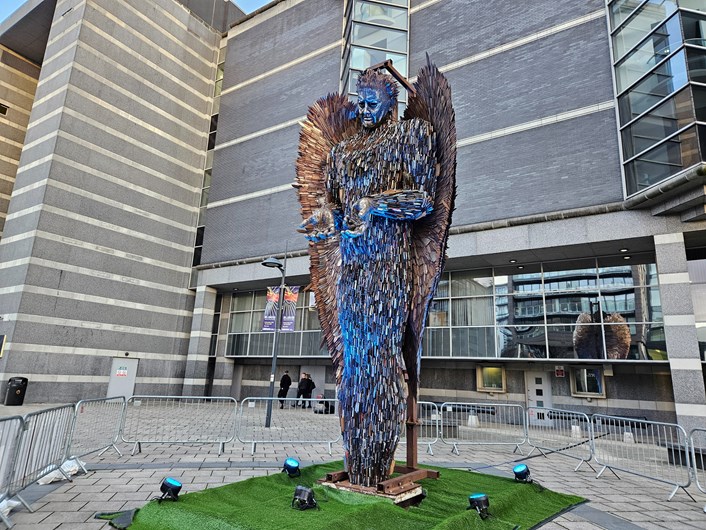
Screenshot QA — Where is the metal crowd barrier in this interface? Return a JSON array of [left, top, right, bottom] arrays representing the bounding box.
[[525, 407, 594, 472], [67, 397, 125, 472], [236, 397, 340, 455], [5, 405, 76, 517], [592, 414, 691, 500], [0, 416, 25, 529], [399, 401, 440, 455], [688, 428, 706, 499], [439, 402, 527, 455], [121, 396, 237, 456]]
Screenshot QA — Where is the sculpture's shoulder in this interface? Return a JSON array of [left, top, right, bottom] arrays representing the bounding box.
[[397, 117, 433, 135]]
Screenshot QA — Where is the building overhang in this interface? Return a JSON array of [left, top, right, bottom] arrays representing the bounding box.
[[0, 0, 57, 65]]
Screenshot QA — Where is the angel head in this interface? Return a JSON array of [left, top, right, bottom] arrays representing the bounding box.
[[356, 70, 398, 128]]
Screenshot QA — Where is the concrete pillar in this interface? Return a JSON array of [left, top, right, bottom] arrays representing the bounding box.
[[183, 285, 217, 396], [654, 233, 706, 434]]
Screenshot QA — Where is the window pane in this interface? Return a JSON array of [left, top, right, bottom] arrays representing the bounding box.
[[451, 297, 493, 326], [511, 294, 545, 325], [618, 50, 688, 125], [615, 14, 682, 92], [625, 124, 703, 195], [450, 270, 493, 297], [544, 293, 598, 323], [543, 267, 598, 292], [550, 323, 603, 359], [494, 271, 542, 294], [452, 327, 496, 357], [609, 0, 646, 30], [248, 333, 273, 355], [572, 367, 604, 394], [350, 47, 407, 75], [253, 292, 267, 310], [681, 0, 706, 13], [353, 0, 408, 29], [479, 367, 504, 390], [428, 299, 449, 327], [689, 47, 706, 84], [301, 307, 321, 330], [251, 310, 265, 331], [621, 89, 695, 159], [231, 293, 252, 311], [276, 332, 300, 356], [352, 23, 406, 52], [436, 275, 449, 298], [422, 328, 450, 356], [697, 324, 706, 361], [229, 312, 251, 333], [226, 334, 249, 356], [497, 326, 547, 358], [301, 331, 327, 356], [612, 0, 678, 63]]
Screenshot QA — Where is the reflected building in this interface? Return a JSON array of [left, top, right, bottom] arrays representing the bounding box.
[[0, 0, 706, 433]]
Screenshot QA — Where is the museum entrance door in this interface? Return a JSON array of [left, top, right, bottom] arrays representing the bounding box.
[[524, 370, 553, 427]]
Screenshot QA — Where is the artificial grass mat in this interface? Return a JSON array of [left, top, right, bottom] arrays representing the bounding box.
[[127, 461, 584, 530]]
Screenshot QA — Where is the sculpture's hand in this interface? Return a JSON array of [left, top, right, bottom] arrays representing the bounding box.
[[298, 206, 340, 242], [341, 197, 372, 238]]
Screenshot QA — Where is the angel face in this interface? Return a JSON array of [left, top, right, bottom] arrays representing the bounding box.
[[357, 86, 393, 129]]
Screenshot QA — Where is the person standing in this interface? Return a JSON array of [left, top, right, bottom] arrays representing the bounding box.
[[304, 373, 316, 409], [278, 370, 292, 409], [296, 373, 308, 407]]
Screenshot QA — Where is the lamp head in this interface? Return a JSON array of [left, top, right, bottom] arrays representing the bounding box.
[[513, 463, 532, 483], [467, 492, 489, 519], [283, 458, 301, 477], [262, 257, 284, 270], [159, 477, 182, 502]]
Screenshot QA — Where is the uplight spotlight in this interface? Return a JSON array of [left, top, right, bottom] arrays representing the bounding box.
[[282, 457, 301, 477], [467, 492, 489, 519], [513, 463, 532, 483], [158, 477, 182, 502]]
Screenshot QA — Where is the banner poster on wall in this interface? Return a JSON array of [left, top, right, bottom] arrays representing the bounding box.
[[262, 286, 300, 332]]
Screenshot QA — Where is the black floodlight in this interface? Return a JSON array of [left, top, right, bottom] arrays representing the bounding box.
[[158, 477, 182, 502], [282, 457, 301, 477], [513, 463, 532, 483], [467, 492, 489, 519], [291, 485, 318, 510]]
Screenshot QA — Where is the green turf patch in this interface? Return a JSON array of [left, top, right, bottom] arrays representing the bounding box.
[[128, 461, 584, 530]]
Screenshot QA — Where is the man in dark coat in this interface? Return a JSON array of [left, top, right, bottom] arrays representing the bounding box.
[[303, 374, 316, 409], [296, 373, 308, 407], [278, 370, 292, 409]]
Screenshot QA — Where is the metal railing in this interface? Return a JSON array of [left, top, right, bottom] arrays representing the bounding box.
[[6, 405, 75, 517], [592, 414, 691, 500], [236, 397, 340, 455], [67, 397, 125, 472], [439, 402, 527, 455], [121, 396, 237, 455], [399, 401, 440, 455], [0, 416, 25, 529], [526, 407, 595, 472], [688, 428, 706, 496]]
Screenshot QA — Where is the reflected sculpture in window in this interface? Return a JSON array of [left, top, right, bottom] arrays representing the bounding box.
[[295, 59, 456, 486], [573, 311, 631, 359]]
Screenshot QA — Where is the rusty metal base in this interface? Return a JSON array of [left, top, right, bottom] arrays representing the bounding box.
[[319, 467, 439, 507]]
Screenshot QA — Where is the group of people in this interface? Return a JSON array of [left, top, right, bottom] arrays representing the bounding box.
[[278, 370, 316, 408]]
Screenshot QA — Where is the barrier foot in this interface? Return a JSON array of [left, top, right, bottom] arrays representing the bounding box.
[[574, 459, 595, 473], [596, 465, 620, 480], [251, 442, 256, 456], [15, 493, 33, 513], [513, 444, 524, 455], [59, 466, 73, 483], [668, 485, 695, 502], [218, 442, 224, 456], [72, 457, 88, 474], [327, 442, 333, 456], [426, 443, 434, 456], [130, 442, 141, 456], [452, 443, 459, 456], [0, 509, 14, 529]]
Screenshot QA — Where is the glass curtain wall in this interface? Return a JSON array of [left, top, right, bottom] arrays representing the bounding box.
[[608, 0, 706, 196], [342, 0, 410, 114]]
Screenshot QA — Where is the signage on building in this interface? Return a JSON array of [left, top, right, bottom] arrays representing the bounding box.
[[262, 286, 300, 332], [554, 365, 565, 378], [116, 365, 129, 377]]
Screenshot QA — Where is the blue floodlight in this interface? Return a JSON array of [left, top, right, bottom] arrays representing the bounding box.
[[467, 492, 489, 519], [513, 463, 532, 483], [283, 458, 301, 477], [158, 477, 182, 502]]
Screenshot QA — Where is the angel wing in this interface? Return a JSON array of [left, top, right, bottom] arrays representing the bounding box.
[[401, 57, 457, 399], [294, 94, 358, 385]]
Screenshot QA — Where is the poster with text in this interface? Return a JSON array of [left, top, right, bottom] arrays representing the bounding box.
[[262, 286, 299, 332]]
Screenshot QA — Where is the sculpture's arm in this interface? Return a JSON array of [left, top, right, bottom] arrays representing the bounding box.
[[298, 203, 343, 242]]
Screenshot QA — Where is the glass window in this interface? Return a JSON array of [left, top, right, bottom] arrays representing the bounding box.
[[353, 0, 408, 29], [450, 270, 493, 297], [0, 103, 7, 115], [611, 0, 678, 63], [609, 0, 647, 30], [615, 14, 683, 93], [476, 366, 506, 392], [689, 46, 706, 83], [350, 46, 407, 76], [229, 312, 251, 333], [452, 327, 496, 357], [451, 297, 494, 326], [621, 88, 695, 159], [226, 334, 248, 356], [544, 293, 597, 322], [422, 328, 450, 357], [497, 326, 547, 358], [625, 124, 704, 195], [352, 23, 406, 52], [618, 50, 688, 125], [231, 293, 252, 311], [681, 0, 706, 14], [570, 367, 606, 397], [428, 299, 449, 327]]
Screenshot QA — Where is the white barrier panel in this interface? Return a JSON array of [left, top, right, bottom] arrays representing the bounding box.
[[68, 397, 125, 470], [8, 405, 75, 511], [0, 416, 24, 529], [688, 428, 706, 496], [121, 396, 237, 455], [592, 414, 691, 500], [439, 402, 527, 455], [526, 407, 594, 471], [399, 401, 440, 455], [237, 397, 340, 455]]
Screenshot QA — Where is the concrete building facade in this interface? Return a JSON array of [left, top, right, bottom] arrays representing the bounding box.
[[1, 0, 706, 433]]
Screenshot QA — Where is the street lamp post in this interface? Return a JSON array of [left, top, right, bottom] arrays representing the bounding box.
[[261, 255, 286, 428]]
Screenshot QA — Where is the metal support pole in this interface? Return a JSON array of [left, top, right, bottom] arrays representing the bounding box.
[[264, 257, 286, 428]]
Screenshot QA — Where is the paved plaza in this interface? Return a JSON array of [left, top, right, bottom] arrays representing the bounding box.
[[2, 403, 706, 529]]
